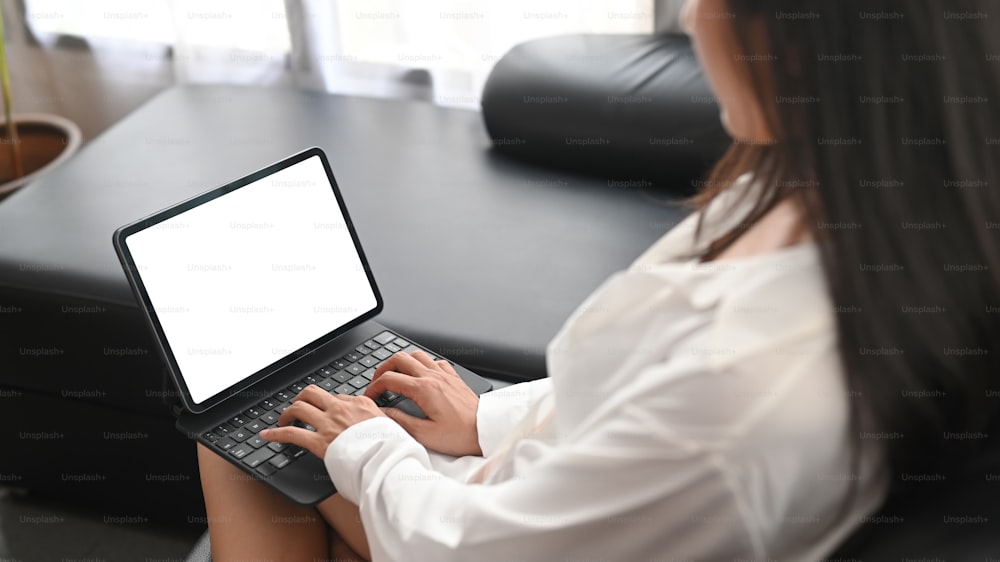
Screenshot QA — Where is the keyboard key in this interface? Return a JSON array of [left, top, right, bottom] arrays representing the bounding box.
[[401, 345, 421, 355], [229, 443, 253, 459], [256, 463, 277, 477], [267, 441, 288, 453], [242, 447, 276, 468], [334, 383, 354, 395], [317, 367, 335, 378], [384, 343, 401, 353], [359, 356, 378, 368], [332, 370, 351, 383], [285, 444, 305, 458], [231, 428, 251, 442], [247, 435, 267, 449], [361, 367, 376, 381], [330, 359, 349, 370], [301, 374, 319, 385], [348, 375, 368, 389], [355, 345, 372, 355], [287, 382, 305, 394], [228, 415, 247, 427], [364, 340, 381, 351], [244, 407, 263, 419], [375, 391, 400, 407], [215, 437, 237, 451], [372, 348, 392, 360], [346, 364, 364, 375], [318, 378, 336, 391], [275, 402, 292, 414], [261, 412, 279, 425], [202, 431, 220, 443], [268, 454, 291, 469], [246, 421, 265, 433], [290, 419, 314, 431], [344, 352, 362, 363], [275, 390, 293, 402], [373, 331, 396, 345], [259, 398, 278, 410], [214, 423, 234, 435], [353, 388, 367, 396], [392, 338, 410, 348]]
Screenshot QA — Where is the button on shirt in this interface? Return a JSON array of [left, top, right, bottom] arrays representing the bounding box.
[[325, 176, 888, 561]]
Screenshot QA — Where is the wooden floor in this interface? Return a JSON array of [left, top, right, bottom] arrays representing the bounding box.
[[7, 41, 174, 143]]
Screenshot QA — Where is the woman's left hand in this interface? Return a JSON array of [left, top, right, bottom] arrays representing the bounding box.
[[259, 385, 387, 458]]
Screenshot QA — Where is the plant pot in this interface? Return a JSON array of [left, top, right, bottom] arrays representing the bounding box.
[[0, 113, 83, 199]]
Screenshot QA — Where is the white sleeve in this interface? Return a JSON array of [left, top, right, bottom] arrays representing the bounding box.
[[323, 377, 757, 562], [474, 378, 553, 456]]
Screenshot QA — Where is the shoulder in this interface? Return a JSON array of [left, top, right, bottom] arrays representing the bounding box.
[[707, 245, 832, 369], [623, 247, 842, 449]]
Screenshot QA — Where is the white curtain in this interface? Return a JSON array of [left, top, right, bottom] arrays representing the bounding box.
[[25, 0, 657, 109], [25, 0, 290, 84], [285, 0, 654, 108], [655, 0, 688, 33]]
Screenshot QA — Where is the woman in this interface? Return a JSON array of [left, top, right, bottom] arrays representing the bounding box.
[[197, 0, 1000, 559]]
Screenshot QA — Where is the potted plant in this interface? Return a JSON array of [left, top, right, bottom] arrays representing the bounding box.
[[0, 7, 81, 200]]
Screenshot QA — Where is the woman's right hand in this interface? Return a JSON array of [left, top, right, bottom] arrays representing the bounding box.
[[364, 350, 484, 457]]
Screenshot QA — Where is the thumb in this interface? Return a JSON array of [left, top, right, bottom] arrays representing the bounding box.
[[381, 406, 427, 434]]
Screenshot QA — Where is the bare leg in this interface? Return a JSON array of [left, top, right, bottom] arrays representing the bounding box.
[[197, 443, 329, 561], [315, 493, 372, 561]]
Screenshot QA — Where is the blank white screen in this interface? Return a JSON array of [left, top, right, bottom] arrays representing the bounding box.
[[125, 155, 378, 404]]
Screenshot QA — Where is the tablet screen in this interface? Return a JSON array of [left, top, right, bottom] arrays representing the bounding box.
[[123, 153, 378, 405]]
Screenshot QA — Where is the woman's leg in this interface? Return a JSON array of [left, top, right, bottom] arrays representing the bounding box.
[[196, 443, 329, 561], [315, 492, 372, 561]]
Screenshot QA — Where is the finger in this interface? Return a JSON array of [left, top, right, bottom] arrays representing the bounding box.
[[409, 350, 439, 370], [259, 425, 324, 456], [259, 424, 310, 444], [372, 352, 430, 381], [277, 399, 324, 428], [333, 393, 373, 406], [295, 384, 334, 410], [364, 370, 423, 401], [349, 393, 377, 407], [382, 405, 432, 434], [435, 359, 458, 376]]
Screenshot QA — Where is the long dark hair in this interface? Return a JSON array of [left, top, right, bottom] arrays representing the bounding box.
[[692, 0, 1000, 500]]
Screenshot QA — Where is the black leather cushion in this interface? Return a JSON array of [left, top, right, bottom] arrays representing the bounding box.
[[482, 33, 730, 189]]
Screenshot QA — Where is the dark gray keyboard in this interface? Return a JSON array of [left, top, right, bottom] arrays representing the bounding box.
[[200, 330, 429, 478]]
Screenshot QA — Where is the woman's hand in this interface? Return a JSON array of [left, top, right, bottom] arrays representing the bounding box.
[[259, 385, 386, 458], [364, 350, 483, 457]]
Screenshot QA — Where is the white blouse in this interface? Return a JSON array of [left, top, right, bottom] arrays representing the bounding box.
[[324, 176, 889, 561]]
